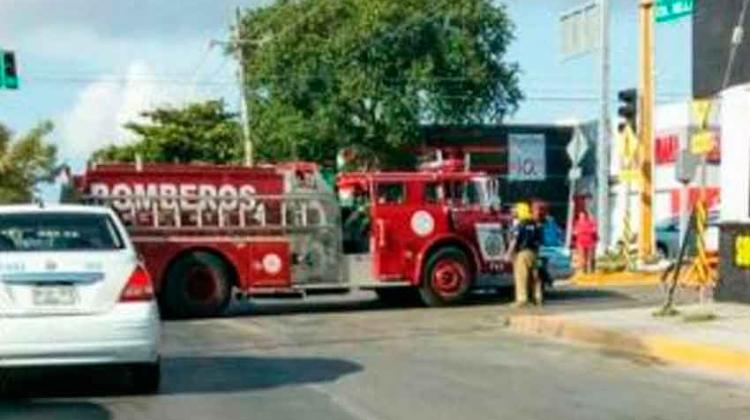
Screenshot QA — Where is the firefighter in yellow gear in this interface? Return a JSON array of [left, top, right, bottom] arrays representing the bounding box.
[[505, 202, 544, 307]]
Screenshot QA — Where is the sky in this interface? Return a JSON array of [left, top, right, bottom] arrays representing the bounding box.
[[0, 0, 692, 172]]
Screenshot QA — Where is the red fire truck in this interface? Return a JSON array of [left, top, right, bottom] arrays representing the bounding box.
[[71, 160, 547, 318]]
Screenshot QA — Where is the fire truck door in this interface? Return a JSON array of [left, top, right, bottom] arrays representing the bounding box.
[[447, 181, 500, 243], [371, 183, 413, 281]]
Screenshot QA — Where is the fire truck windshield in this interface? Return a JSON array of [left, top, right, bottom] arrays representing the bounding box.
[[473, 176, 500, 209]]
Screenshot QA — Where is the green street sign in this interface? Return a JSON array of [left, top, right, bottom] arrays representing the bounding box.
[[656, 0, 693, 23]]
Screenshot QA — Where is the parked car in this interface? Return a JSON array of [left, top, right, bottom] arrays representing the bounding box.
[[539, 246, 573, 281], [0, 205, 161, 394], [655, 211, 719, 259]]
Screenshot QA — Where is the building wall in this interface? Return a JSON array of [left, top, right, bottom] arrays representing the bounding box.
[[716, 83, 750, 303], [693, 0, 750, 97], [720, 84, 750, 222]]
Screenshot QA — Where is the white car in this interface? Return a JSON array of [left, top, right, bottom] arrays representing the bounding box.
[[0, 204, 160, 393]]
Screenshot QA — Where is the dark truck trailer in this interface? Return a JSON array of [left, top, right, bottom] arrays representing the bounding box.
[[421, 124, 590, 226]]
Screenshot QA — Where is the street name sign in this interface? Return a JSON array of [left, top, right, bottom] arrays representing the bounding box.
[[656, 0, 693, 23], [559, 2, 600, 60]]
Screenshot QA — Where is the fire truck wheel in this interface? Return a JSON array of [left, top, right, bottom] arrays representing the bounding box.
[[163, 252, 232, 318], [420, 247, 472, 307]]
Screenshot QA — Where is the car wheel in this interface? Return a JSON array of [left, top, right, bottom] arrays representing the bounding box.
[[539, 266, 553, 292], [163, 252, 232, 319], [657, 242, 669, 260], [130, 360, 161, 395], [419, 247, 472, 307]]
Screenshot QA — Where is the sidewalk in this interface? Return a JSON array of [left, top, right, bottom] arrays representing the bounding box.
[[506, 302, 750, 378]]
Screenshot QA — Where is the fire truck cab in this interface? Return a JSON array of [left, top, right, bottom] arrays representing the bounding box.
[[72, 160, 539, 318], [338, 165, 518, 306]]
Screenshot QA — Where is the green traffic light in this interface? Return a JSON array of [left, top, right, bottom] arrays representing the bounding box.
[[1, 50, 19, 90]]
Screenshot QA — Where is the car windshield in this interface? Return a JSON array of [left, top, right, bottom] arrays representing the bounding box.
[[0, 212, 124, 252]]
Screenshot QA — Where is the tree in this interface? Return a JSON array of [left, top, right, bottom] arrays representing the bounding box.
[[237, 0, 522, 167], [0, 122, 57, 203], [93, 100, 242, 164]]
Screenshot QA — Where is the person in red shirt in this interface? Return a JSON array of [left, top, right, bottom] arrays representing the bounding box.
[[573, 210, 598, 274]]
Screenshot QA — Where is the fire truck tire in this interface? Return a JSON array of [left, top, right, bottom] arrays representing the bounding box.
[[162, 252, 233, 318], [420, 247, 472, 307]]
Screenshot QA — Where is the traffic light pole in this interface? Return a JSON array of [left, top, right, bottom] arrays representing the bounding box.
[[596, 0, 612, 256], [638, 0, 655, 259]]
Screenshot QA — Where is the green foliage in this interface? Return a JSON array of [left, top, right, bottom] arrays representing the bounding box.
[[92, 100, 242, 164], [238, 0, 522, 167], [0, 122, 57, 203]]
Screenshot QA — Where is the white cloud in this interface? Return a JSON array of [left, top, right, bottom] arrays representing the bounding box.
[[58, 61, 180, 161], [56, 56, 237, 166]]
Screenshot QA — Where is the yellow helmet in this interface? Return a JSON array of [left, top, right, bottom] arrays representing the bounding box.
[[515, 202, 533, 221]]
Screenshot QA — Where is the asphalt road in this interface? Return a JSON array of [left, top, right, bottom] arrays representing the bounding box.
[[2, 286, 749, 420]]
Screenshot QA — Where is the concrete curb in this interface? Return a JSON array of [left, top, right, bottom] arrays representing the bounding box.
[[506, 314, 750, 377], [571, 271, 662, 287]]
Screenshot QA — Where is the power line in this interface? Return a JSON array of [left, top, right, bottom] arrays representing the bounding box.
[[21, 73, 691, 100], [24, 75, 236, 86], [186, 37, 228, 100]]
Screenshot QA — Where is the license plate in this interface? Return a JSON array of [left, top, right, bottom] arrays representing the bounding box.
[[32, 285, 77, 306]]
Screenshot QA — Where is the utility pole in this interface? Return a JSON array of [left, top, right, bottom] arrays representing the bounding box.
[[234, 7, 254, 167], [597, 0, 611, 255], [638, 0, 655, 259]]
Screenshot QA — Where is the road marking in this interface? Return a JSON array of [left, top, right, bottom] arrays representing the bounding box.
[[308, 384, 384, 420]]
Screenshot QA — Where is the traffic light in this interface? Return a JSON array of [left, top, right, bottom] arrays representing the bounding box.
[[1, 51, 19, 89], [617, 88, 637, 133]]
